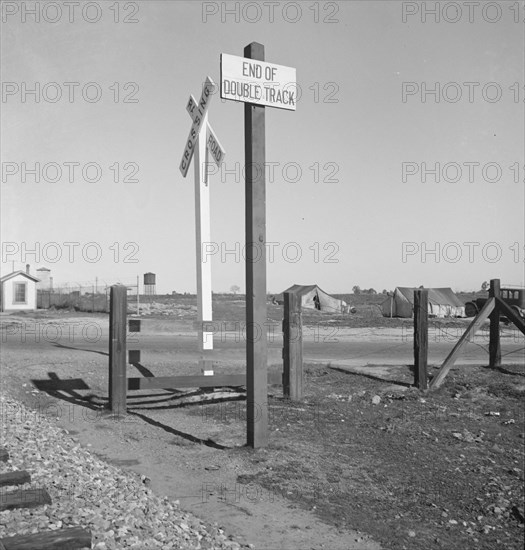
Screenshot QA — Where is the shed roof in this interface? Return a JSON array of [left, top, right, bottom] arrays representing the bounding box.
[[0, 271, 40, 284]]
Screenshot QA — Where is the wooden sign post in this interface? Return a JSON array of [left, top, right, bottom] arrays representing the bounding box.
[[180, 77, 225, 374], [244, 42, 268, 448], [221, 43, 296, 447]]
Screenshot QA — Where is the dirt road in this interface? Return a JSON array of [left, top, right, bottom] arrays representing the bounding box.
[[3, 314, 522, 369], [1, 312, 523, 550]]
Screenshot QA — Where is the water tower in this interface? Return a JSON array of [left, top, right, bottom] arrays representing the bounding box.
[[143, 272, 156, 297]]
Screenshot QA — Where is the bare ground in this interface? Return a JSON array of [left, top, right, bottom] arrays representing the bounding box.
[[0, 303, 523, 550]]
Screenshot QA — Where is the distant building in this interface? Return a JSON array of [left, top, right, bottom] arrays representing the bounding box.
[[0, 266, 40, 312], [36, 267, 52, 290]]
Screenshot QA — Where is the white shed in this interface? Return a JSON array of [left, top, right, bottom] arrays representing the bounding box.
[[0, 271, 40, 312]]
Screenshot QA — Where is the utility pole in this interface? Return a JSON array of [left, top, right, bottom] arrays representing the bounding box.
[[137, 275, 140, 315]]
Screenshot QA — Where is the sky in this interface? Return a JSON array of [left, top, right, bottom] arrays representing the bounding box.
[[1, 0, 524, 294]]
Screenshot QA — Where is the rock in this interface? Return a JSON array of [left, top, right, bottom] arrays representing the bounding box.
[[0, 393, 246, 550], [511, 505, 524, 523], [372, 395, 381, 405]]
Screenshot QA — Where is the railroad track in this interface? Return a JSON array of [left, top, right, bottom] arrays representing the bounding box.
[[0, 446, 91, 550]]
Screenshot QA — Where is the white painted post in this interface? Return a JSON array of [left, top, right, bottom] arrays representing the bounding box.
[[180, 78, 222, 377], [194, 113, 214, 374]]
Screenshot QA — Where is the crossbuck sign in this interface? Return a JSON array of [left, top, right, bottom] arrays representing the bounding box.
[[179, 76, 225, 370], [179, 77, 218, 177]]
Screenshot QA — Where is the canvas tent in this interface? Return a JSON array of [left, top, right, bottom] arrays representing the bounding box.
[[381, 287, 465, 318], [272, 284, 348, 313]]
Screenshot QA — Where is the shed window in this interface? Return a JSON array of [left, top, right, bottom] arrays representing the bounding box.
[[14, 282, 27, 303]]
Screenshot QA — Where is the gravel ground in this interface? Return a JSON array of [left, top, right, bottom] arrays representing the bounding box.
[[0, 391, 248, 550]]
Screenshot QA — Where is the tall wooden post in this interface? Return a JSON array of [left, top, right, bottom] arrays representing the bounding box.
[[244, 42, 268, 448], [413, 289, 428, 390], [489, 278, 501, 368], [109, 285, 127, 415], [283, 291, 303, 400]]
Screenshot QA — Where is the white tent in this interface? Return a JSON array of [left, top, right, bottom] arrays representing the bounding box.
[[273, 284, 348, 313], [381, 287, 465, 318]]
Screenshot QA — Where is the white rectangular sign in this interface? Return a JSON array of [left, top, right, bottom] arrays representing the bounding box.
[[220, 53, 296, 111], [186, 95, 225, 166], [180, 76, 215, 177], [205, 126, 225, 166]]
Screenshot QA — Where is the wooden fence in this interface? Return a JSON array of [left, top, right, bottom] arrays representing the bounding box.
[[37, 289, 109, 312], [412, 279, 525, 390], [108, 286, 304, 422]]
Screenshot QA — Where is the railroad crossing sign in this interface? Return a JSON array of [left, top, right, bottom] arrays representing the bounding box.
[[179, 76, 216, 177], [186, 95, 225, 167], [179, 76, 225, 372], [220, 45, 296, 448]]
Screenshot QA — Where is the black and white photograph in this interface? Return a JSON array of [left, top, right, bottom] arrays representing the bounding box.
[[1, 1, 524, 549]]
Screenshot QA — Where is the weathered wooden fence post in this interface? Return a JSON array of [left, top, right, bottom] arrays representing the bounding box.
[[413, 289, 428, 390], [109, 285, 127, 415], [283, 291, 303, 400], [489, 278, 501, 368]]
